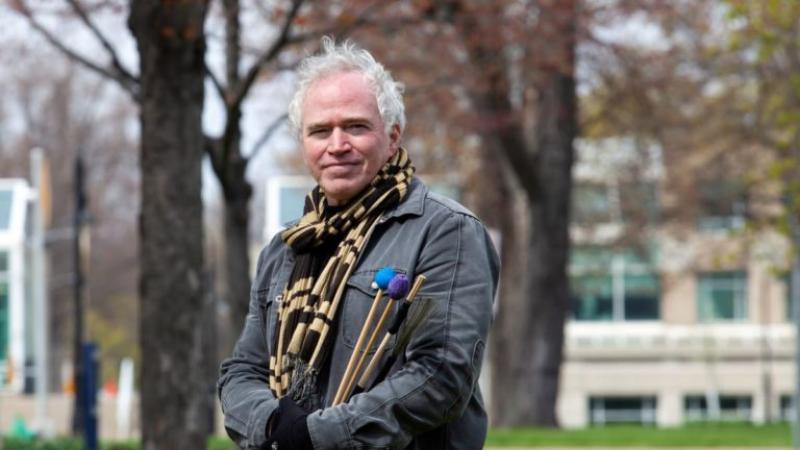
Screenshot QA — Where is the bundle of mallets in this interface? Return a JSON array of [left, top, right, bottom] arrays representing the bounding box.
[[333, 269, 427, 405], [269, 264, 428, 407]]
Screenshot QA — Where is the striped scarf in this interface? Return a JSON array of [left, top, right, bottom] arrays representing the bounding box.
[[269, 147, 415, 402]]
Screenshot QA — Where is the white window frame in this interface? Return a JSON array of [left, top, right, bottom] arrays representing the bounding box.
[[697, 271, 748, 322]]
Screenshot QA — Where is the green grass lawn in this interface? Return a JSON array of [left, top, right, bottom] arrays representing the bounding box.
[[486, 423, 792, 447], [1, 423, 793, 449], [0, 437, 238, 450]]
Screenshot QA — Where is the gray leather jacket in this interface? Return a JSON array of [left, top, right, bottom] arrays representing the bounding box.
[[218, 178, 500, 449]]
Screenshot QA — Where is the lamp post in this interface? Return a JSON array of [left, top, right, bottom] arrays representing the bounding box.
[[30, 148, 51, 435], [71, 150, 89, 437]]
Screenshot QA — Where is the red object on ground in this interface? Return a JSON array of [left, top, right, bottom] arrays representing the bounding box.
[[104, 380, 118, 396]]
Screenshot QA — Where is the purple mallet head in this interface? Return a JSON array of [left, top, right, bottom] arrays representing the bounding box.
[[386, 274, 410, 300], [374, 267, 396, 291]]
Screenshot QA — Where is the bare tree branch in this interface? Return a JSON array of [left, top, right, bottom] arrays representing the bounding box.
[[212, 0, 303, 180], [223, 0, 405, 155], [204, 135, 224, 177], [289, 10, 420, 45], [206, 62, 226, 103], [16, 1, 140, 101], [248, 113, 288, 160], [66, 0, 138, 89], [227, 0, 305, 113]]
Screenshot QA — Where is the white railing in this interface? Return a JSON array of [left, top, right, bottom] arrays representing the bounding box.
[[566, 322, 795, 360]]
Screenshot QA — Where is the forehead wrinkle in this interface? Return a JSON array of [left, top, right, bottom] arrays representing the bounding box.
[[301, 71, 383, 131], [307, 116, 373, 128]]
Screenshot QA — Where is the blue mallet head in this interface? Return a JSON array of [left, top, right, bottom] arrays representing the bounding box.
[[386, 274, 410, 300], [373, 267, 396, 291]]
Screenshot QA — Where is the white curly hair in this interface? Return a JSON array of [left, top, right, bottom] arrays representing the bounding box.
[[287, 36, 406, 139]]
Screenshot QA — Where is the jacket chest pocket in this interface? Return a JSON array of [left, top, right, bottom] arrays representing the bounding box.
[[261, 258, 293, 352], [340, 270, 402, 354], [258, 289, 277, 351]]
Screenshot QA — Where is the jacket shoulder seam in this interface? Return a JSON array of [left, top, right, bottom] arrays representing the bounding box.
[[425, 193, 479, 220]]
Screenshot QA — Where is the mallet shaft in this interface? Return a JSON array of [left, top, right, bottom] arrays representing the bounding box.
[[334, 289, 385, 405], [346, 275, 427, 402]]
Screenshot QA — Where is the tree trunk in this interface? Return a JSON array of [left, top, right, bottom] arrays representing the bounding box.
[[464, 0, 577, 427], [222, 157, 253, 349], [474, 148, 531, 427], [128, 1, 211, 448], [218, 0, 253, 349], [522, 4, 577, 425], [491, 71, 575, 427]]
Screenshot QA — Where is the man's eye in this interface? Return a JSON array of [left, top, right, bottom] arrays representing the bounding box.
[[309, 128, 329, 136], [347, 123, 369, 132]]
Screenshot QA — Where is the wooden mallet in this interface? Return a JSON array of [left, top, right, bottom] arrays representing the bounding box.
[[348, 274, 426, 403], [333, 267, 396, 405], [333, 273, 410, 405]]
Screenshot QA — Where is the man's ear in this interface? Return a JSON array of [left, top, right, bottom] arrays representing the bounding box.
[[388, 123, 402, 155]]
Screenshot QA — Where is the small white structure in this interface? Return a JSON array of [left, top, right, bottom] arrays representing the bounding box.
[[0, 178, 32, 392], [264, 175, 316, 242]]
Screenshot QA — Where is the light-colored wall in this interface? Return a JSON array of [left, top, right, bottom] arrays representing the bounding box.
[[0, 393, 141, 440], [661, 272, 696, 324], [559, 356, 795, 428], [559, 321, 796, 428]]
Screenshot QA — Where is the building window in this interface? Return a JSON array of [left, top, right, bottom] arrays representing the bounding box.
[[572, 275, 613, 320], [684, 395, 752, 422], [624, 273, 660, 319], [697, 271, 747, 321], [781, 395, 795, 422], [696, 179, 748, 232], [572, 180, 660, 226], [572, 184, 614, 225], [0, 189, 11, 231], [589, 396, 657, 425], [278, 186, 309, 226], [619, 180, 660, 224], [571, 247, 660, 321], [0, 250, 8, 363]]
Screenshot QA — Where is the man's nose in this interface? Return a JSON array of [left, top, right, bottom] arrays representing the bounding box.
[[328, 127, 351, 154]]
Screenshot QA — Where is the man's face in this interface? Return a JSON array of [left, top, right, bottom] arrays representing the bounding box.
[[301, 71, 400, 206]]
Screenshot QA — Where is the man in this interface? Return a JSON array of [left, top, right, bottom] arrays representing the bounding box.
[[218, 37, 499, 450]]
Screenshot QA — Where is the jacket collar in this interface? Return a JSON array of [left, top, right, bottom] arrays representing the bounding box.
[[382, 176, 426, 221], [282, 177, 426, 229]]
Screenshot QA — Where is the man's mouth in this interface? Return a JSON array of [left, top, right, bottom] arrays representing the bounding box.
[[322, 161, 359, 170]]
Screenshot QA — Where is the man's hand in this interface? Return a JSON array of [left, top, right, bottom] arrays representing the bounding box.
[[265, 396, 313, 450]]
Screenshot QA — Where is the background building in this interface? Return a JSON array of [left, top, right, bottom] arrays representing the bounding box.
[[0, 178, 33, 393], [558, 138, 795, 427]]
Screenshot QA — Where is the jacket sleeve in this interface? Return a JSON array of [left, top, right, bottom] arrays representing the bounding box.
[[217, 244, 280, 450], [307, 212, 500, 449]]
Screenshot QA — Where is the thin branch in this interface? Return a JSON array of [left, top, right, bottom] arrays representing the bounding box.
[[206, 62, 226, 102], [248, 113, 288, 160], [226, 0, 402, 136], [228, 0, 305, 112], [213, 0, 303, 181], [289, 11, 420, 44], [204, 135, 224, 178], [403, 74, 462, 98], [17, 1, 140, 101], [274, 61, 301, 72], [231, 0, 399, 106], [66, 0, 138, 88]]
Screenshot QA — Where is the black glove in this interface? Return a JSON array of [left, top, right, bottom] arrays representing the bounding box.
[[265, 396, 313, 450]]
